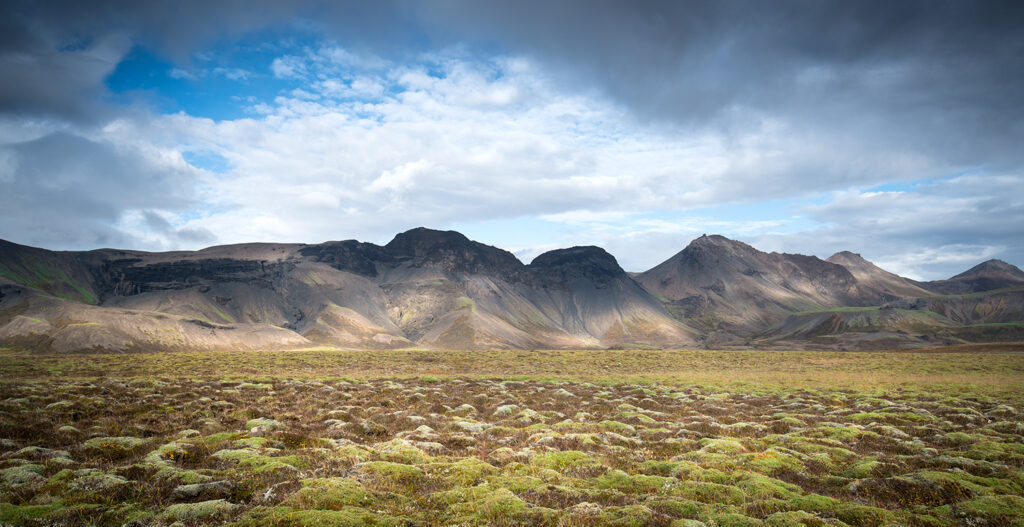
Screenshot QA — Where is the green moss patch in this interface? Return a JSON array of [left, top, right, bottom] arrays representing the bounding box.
[[283, 478, 374, 509]]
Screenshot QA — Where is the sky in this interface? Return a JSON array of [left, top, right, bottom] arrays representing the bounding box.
[[1, 1, 1022, 280]]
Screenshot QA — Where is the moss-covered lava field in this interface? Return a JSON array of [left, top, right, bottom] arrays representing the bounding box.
[[1, 345, 1023, 526]]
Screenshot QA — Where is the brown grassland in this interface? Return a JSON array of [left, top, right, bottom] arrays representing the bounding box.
[[1, 344, 1022, 526]]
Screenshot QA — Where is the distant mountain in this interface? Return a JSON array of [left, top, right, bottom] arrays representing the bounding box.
[[923, 259, 1024, 295], [761, 255, 1024, 350], [1, 230, 1021, 352], [633, 235, 863, 337], [826, 251, 934, 299], [633, 235, 1024, 349]]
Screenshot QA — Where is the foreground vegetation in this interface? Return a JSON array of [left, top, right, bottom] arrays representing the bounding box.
[[1, 345, 1022, 526]]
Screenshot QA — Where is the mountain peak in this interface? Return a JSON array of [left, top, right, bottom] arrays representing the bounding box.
[[385, 227, 471, 254], [528, 246, 625, 288], [953, 259, 1024, 279], [384, 227, 522, 275], [926, 258, 1024, 294], [530, 246, 621, 270], [826, 251, 872, 268], [828, 250, 863, 260], [635, 233, 863, 329], [826, 251, 933, 298], [675, 234, 762, 265], [689, 234, 741, 247], [946, 258, 1024, 282]]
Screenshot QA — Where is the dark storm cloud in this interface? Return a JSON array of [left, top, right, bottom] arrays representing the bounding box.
[[0, 0, 430, 128], [0, 1, 305, 122], [0, 132, 197, 249], [142, 210, 215, 245], [0, 13, 130, 122], [5, 0, 1022, 158], [424, 0, 1024, 170]]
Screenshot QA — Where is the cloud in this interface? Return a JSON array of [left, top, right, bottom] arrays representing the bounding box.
[[271, 56, 307, 79], [5, 1, 1023, 168], [748, 175, 1024, 280], [167, 68, 197, 80], [422, 1, 1024, 167], [122, 48, 770, 247], [167, 66, 251, 82], [141, 210, 215, 245], [212, 67, 250, 81], [0, 130, 202, 250], [0, 1, 1020, 280], [2, 1, 305, 62], [0, 22, 131, 121]]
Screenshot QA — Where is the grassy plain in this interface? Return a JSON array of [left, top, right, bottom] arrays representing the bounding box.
[[1, 344, 1022, 526]]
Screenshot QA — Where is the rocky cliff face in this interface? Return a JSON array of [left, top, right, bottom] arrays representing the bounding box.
[[384, 228, 524, 277], [526, 246, 624, 289], [298, 240, 391, 277]]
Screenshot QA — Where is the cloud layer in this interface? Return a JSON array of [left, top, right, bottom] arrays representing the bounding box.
[[0, 1, 1021, 279]]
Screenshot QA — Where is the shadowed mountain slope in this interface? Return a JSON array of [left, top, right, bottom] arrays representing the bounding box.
[[523, 246, 695, 348]]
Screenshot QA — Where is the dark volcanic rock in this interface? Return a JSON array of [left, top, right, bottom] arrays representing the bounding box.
[[124, 259, 275, 292], [383, 227, 524, 276], [299, 240, 391, 277], [527, 246, 625, 289]]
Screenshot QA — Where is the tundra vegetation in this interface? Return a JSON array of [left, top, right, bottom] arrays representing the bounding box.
[[0, 344, 1022, 526]]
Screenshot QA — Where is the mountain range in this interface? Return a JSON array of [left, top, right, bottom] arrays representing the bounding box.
[[1, 227, 1022, 352]]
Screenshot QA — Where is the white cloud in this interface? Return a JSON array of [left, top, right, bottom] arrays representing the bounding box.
[[0, 128, 203, 250], [271, 55, 308, 78], [4, 40, 1018, 282], [872, 245, 1005, 281], [94, 45, 1013, 279], [539, 210, 632, 225], [212, 67, 250, 81], [368, 159, 434, 193], [168, 67, 197, 80], [168, 66, 252, 82], [124, 48, 752, 248], [748, 174, 1024, 279]]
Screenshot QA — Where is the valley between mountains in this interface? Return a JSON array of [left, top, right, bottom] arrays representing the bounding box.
[[1, 227, 1022, 352]]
